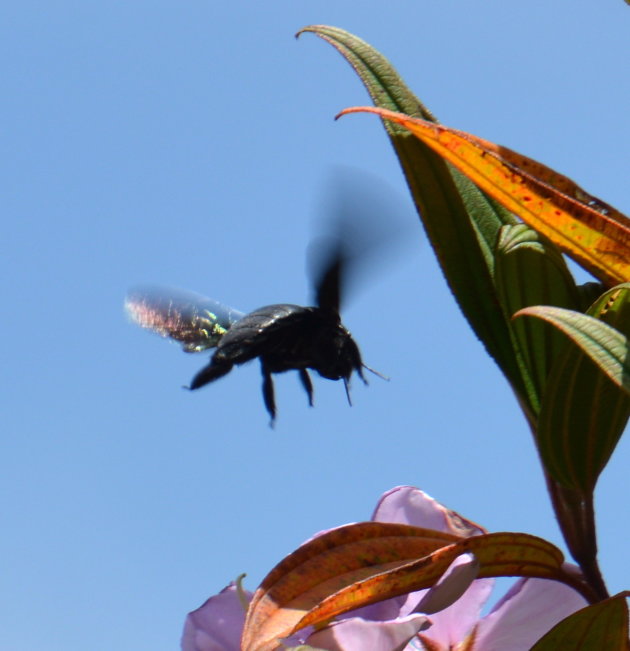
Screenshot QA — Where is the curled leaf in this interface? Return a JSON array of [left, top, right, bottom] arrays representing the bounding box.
[[515, 304, 630, 395], [241, 522, 459, 651], [241, 522, 590, 651], [338, 106, 630, 287], [298, 25, 530, 421], [525, 287, 630, 490]]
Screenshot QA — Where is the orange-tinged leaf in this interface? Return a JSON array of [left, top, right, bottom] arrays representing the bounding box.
[[295, 532, 579, 629], [242, 522, 459, 651], [338, 106, 630, 287], [241, 523, 591, 651], [531, 591, 630, 650]]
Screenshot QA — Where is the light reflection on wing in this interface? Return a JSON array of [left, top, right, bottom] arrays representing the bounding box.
[[125, 285, 245, 352]]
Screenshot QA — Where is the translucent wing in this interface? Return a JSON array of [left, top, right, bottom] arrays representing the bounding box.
[[125, 285, 245, 352]]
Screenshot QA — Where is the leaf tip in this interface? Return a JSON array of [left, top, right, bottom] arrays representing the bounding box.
[[294, 24, 326, 40], [335, 105, 381, 121]]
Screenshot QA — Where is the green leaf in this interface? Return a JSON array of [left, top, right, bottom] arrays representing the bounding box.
[[517, 289, 630, 489], [494, 224, 580, 413], [516, 302, 630, 393], [298, 25, 533, 420], [531, 592, 630, 651]]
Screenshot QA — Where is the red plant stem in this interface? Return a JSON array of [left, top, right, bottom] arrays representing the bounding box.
[[546, 475, 609, 602]]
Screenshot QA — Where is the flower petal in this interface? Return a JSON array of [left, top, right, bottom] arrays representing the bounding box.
[[306, 613, 430, 651], [335, 489, 491, 630], [372, 486, 485, 536], [415, 576, 494, 647], [181, 583, 252, 651], [473, 576, 588, 651], [415, 553, 479, 615]]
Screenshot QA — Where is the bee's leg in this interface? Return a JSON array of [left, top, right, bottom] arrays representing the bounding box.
[[343, 376, 353, 406], [260, 361, 277, 425], [298, 369, 314, 407], [187, 355, 233, 390]]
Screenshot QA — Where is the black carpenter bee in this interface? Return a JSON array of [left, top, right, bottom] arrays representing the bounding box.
[[125, 171, 401, 424], [125, 239, 384, 424]]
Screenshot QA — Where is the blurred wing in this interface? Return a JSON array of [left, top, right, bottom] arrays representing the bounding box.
[[125, 285, 245, 352], [312, 238, 346, 314], [309, 167, 412, 313]]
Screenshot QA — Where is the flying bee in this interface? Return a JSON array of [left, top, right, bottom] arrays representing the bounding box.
[[125, 240, 385, 424], [125, 171, 402, 424]]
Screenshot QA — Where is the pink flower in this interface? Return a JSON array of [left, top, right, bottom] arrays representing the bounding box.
[[181, 583, 253, 651], [182, 486, 587, 650]]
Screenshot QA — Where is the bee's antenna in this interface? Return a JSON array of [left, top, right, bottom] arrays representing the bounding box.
[[362, 363, 389, 382]]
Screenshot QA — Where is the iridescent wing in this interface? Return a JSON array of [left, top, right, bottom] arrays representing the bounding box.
[[125, 285, 245, 352]]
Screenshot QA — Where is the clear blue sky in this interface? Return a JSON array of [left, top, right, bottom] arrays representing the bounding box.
[[2, 2, 629, 649]]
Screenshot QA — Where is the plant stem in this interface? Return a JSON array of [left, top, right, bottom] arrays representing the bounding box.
[[546, 476, 609, 602]]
